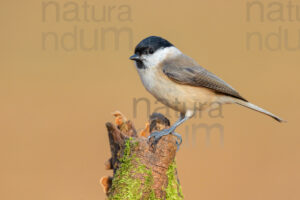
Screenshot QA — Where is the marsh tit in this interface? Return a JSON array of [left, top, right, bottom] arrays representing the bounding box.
[[129, 36, 284, 146]]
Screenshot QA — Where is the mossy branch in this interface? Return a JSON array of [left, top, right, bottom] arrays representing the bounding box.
[[100, 111, 183, 200]]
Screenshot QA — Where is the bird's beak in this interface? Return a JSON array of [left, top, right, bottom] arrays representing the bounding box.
[[129, 54, 140, 61]]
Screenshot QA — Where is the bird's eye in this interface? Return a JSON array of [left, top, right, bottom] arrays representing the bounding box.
[[148, 48, 154, 54]]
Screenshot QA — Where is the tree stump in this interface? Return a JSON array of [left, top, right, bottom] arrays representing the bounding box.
[[100, 111, 183, 200]]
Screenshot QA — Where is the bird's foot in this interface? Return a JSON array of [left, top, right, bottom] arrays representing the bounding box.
[[172, 132, 182, 149], [147, 128, 172, 143], [147, 128, 182, 150]]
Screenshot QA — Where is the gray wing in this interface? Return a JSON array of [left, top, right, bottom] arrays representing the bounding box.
[[162, 56, 247, 102]]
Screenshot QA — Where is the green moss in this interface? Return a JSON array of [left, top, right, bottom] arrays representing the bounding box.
[[108, 138, 160, 200], [108, 138, 183, 200], [165, 161, 184, 200]]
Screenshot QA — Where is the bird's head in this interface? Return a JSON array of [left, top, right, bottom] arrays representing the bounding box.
[[129, 36, 180, 69]]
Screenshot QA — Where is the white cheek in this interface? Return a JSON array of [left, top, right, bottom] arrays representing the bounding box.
[[142, 55, 160, 68], [143, 47, 181, 68]]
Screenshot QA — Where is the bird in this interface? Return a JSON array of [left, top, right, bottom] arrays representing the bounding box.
[[129, 36, 285, 146]]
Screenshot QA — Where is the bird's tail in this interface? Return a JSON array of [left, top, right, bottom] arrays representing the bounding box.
[[234, 99, 285, 123]]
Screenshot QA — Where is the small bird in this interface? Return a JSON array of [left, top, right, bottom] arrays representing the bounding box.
[[129, 36, 284, 145]]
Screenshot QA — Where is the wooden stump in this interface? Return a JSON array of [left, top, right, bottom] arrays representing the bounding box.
[[100, 111, 183, 200]]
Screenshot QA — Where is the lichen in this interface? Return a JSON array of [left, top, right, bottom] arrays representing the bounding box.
[[108, 138, 183, 200]]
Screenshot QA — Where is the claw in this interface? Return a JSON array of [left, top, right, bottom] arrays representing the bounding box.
[[147, 128, 172, 143], [147, 129, 182, 150], [172, 132, 182, 150]]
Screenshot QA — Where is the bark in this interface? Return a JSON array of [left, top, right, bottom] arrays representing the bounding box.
[[100, 111, 183, 200]]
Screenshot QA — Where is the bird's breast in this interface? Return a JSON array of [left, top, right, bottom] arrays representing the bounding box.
[[137, 67, 218, 113]]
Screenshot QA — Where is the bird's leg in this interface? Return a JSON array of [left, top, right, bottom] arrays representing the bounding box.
[[148, 112, 192, 148]]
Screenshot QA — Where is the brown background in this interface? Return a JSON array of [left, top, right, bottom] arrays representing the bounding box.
[[1, 0, 299, 200]]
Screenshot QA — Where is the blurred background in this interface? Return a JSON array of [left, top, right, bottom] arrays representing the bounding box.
[[1, 0, 299, 199]]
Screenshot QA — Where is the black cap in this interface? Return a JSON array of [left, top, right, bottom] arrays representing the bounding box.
[[134, 36, 174, 56]]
